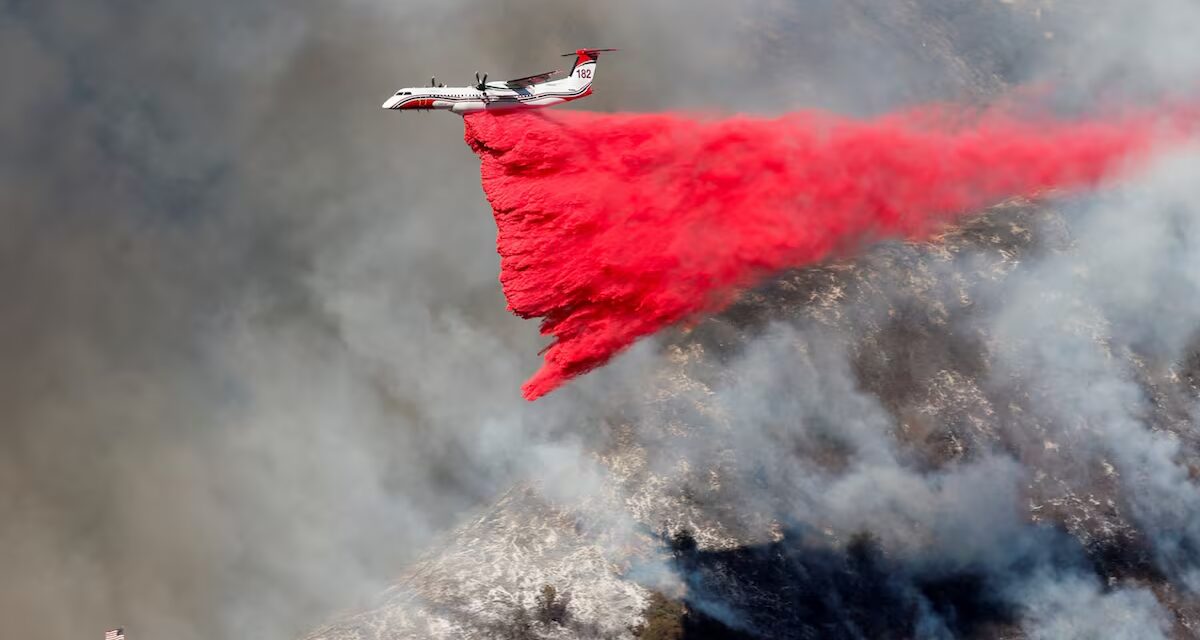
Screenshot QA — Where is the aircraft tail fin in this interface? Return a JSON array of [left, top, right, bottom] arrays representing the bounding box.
[[559, 48, 616, 89]]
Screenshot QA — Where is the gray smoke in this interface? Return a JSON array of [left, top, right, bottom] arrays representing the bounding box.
[[647, 165, 1200, 633], [645, 321, 1181, 637], [0, 1, 646, 637], [986, 149, 1200, 590], [0, 1, 834, 637], [5, 1, 1200, 639]]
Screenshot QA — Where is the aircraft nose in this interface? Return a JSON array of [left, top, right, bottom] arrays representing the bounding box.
[[382, 95, 401, 109]]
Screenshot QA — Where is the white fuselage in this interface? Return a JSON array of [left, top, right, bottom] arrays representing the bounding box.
[[382, 60, 596, 114]]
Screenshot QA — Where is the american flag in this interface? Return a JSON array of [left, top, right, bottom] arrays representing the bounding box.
[[105, 629, 125, 640]]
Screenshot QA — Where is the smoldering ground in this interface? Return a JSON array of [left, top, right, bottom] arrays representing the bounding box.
[[4, 1, 1200, 639]]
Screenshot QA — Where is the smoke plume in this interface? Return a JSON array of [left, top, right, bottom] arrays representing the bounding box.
[[466, 106, 1197, 399]]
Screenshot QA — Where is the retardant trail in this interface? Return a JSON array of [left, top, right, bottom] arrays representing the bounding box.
[[464, 106, 1195, 400]]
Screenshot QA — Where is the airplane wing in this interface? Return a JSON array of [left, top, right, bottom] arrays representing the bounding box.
[[504, 70, 558, 88]]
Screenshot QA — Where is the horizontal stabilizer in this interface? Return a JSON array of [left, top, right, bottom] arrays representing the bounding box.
[[559, 48, 619, 57]]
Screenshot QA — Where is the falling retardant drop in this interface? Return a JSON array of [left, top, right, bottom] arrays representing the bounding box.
[[463, 104, 1197, 400]]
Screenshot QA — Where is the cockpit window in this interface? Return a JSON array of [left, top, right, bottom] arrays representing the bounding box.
[[395, 91, 412, 96]]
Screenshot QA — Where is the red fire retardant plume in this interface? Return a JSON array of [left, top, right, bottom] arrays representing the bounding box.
[[463, 107, 1192, 400]]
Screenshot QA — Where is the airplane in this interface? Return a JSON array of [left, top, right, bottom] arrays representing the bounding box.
[[381, 48, 617, 114]]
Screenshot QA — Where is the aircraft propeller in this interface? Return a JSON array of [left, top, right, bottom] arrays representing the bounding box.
[[475, 71, 489, 90]]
